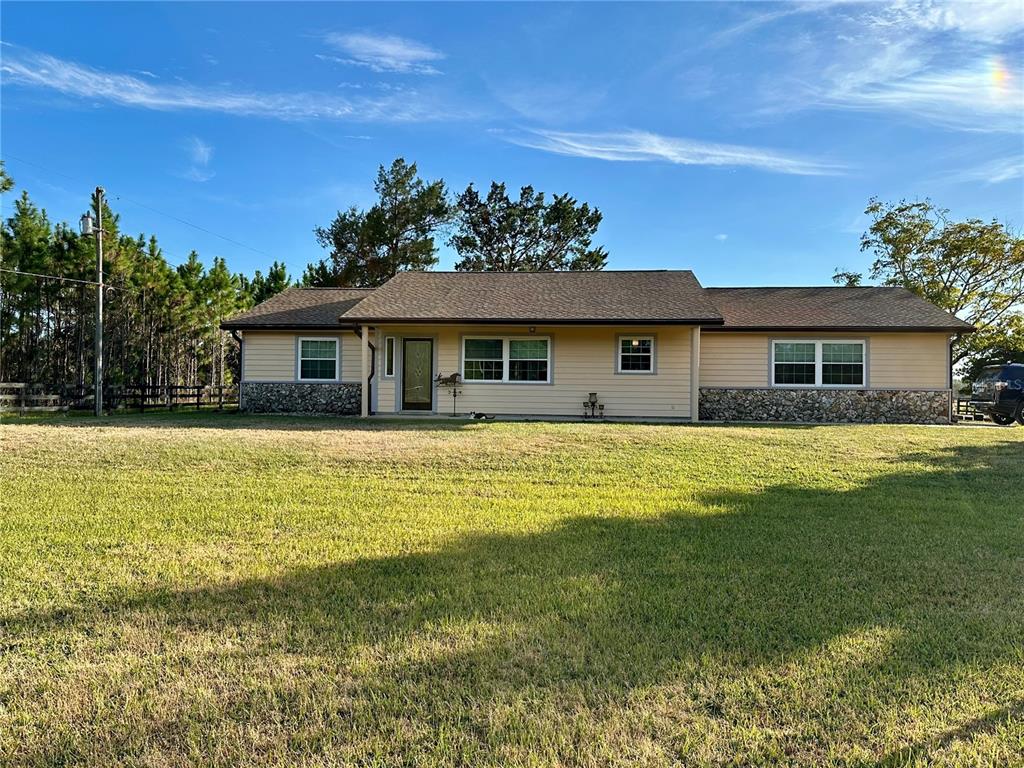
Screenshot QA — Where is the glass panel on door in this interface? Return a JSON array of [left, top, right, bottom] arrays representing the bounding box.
[[402, 339, 433, 410]]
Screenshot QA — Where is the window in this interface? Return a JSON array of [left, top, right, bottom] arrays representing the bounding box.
[[298, 338, 338, 381], [463, 338, 504, 381], [384, 337, 395, 377], [462, 337, 551, 383], [618, 336, 654, 373], [771, 340, 865, 388], [509, 339, 549, 382], [822, 342, 864, 386], [773, 342, 816, 385]]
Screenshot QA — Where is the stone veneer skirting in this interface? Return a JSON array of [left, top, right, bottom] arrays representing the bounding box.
[[241, 382, 361, 415], [699, 388, 950, 424]]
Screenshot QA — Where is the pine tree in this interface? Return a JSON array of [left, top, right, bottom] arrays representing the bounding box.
[[309, 158, 450, 287]]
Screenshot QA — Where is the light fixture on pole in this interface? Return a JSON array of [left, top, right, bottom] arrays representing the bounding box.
[[80, 188, 104, 416]]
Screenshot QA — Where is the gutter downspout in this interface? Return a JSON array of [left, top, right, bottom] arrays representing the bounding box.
[[354, 326, 376, 416]]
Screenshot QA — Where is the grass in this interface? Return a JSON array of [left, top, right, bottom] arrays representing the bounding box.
[[1, 411, 1022, 767]]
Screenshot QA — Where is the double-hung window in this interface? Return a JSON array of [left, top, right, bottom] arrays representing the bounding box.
[[462, 337, 550, 383], [771, 340, 864, 387], [618, 336, 654, 373], [821, 342, 864, 385], [509, 339, 549, 382], [298, 338, 338, 381], [772, 342, 816, 385], [463, 339, 504, 381]]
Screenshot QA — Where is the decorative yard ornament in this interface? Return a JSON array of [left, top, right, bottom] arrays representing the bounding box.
[[435, 372, 463, 416]]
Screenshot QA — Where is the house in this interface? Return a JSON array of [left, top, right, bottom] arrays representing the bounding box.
[[221, 270, 973, 424]]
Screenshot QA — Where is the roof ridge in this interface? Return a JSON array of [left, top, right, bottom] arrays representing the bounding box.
[[395, 269, 684, 275], [707, 285, 903, 290]]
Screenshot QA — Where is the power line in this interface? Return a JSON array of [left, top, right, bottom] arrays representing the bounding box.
[[1, 267, 105, 288], [3, 153, 277, 260], [1, 268, 191, 297]]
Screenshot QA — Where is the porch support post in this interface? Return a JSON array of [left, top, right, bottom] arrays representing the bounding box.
[[690, 326, 701, 422], [360, 324, 370, 417]]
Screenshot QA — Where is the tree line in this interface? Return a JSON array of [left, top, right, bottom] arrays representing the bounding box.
[[2, 154, 1019, 390], [0, 163, 291, 388]]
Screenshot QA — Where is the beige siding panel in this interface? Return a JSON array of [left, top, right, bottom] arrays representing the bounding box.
[[375, 331, 396, 413], [377, 325, 691, 418], [699, 331, 950, 389], [339, 334, 362, 383], [242, 331, 361, 383], [242, 332, 296, 382], [870, 333, 949, 389], [700, 333, 769, 387], [376, 379, 396, 413]]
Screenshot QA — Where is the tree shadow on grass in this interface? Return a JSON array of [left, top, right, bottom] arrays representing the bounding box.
[[5, 440, 1022, 765]]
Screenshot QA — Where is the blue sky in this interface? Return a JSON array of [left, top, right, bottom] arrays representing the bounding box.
[[2, 1, 1022, 286]]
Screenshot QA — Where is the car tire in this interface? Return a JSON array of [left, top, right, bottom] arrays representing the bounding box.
[[1017, 406, 1024, 426], [991, 412, 1016, 426]]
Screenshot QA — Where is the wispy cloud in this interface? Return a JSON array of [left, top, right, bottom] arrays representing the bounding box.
[[868, 0, 1024, 44], [714, 233, 729, 241], [726, 0, 1024, 133], [503, 129, 845, 176], [707, 1, 844, 48], [188, 136, 213, 166], [323, 32, 444, 75], [180, 136, 215, 182], [489, 79, 608, 123], [0, 46, 460, 123], [943, 155, 1024, 185], [816, 55, 1023, 133]]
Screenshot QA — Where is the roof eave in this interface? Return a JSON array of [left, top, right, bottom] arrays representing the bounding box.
[[220, 322, 361, 331], [703, 324, 975, 333], [339, 316, 725, 326]]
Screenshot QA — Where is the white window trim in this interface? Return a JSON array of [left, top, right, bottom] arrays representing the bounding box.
[[297, 336, 340, 382], [616, 335, 656, 375], [461, 336, 552, 384], [383, 336, 395, 378], [770, 339, 866, 388]]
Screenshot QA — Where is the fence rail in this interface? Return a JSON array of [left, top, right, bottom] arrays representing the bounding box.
[[954, 397, 986, 422], [0, 383, 238, 413]]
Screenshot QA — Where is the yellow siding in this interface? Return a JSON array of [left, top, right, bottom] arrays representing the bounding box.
[[699, 333, 769, 387], [242, 331, 361, 382], [869, 333, 949, 388], [374, 331, 396, 412], [699, 331, 950, 389], [377, 325, 691, 418], [339, 334, 362, 383]]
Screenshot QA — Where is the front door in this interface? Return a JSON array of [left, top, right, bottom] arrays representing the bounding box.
[[402, 338, 433, 411]]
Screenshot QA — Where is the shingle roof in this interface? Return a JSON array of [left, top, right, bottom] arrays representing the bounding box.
[[339, 270, 724, 324], [221, 287, 372, 330], [222, 276, 974, 333], [706, 287, 974, 332]]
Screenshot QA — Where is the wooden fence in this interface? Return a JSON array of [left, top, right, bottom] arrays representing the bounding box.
[[954, 397, 986, 422], [0, 383, 238, 413]]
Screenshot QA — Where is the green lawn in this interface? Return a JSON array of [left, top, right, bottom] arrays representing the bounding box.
[[1, 413, 1022, 767]]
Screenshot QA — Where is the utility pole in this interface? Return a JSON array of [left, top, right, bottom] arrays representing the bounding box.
[[80, 187, 104, 416]]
